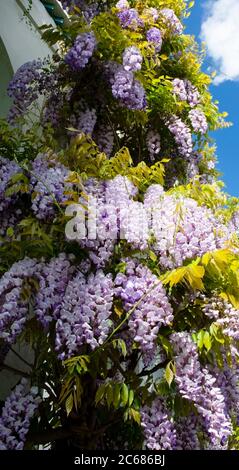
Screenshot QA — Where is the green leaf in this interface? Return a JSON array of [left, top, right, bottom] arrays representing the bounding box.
[[106, 384, 113, 408], [197, 330, 205, 350], [203, 331, 212, 352], [112, 338, 127, 357], [113, 383, 121, 408], [129, 408, 141, 425], [95, 385, 105, 405], [65, 393, 73, 417], [159, 336, 173, 356], [121, 383, 129, 407], [164, 361, 175, 386], [6, 227, 14, 237], [162, 267, 187, 288], [149, 250, 157, 262], [128, 389, 134, 407]]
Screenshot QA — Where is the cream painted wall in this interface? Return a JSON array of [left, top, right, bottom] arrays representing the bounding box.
[[0, 37, 13, 117], [0, 0, 54, 72], [0, 0, 57, 117]]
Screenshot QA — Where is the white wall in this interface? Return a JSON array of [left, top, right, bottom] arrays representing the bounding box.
[[0, 37, 13, 117], [0, 0, 58, 117], [0, 0, 54, 72]]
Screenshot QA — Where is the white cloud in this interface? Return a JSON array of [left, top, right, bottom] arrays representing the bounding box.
[[200, 0, 239, 84]]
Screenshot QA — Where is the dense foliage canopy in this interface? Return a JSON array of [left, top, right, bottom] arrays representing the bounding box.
[[1, 0, 239, 450]]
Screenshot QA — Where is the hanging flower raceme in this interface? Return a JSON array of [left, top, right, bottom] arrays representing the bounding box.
[[30, 155, 71, 220], [146, 27, 163, 51], [65, 32, 97, 71], [175, 414, 201, 450], [0, 258, 42, 344], [69, 107, 97, 136], [115, 260, 174, 362], [0, 379, 41, 450], [0, 157, 21, 212], [141, 397, 177, 450], [144, 186, 228, 269], [55, 270, 113, 359], [160, 8, 183, 35], [146, 130, 161, 161], [172, 78, 188, 101], [111, 66, 146, 110], [171, 332, 232, 448], [185, 80, 201, 107], [122, 46, 143, 72], [7, 60, 43, 123], [208, 351, 239, 419], [93, 124, 114, 156], [167, 115, 193, 157], [117, 8, 144, 30], [76, 176, 138, 267], [60, 1, 99, 20], [35, 253, 75, 328], [189, 108, 208, 134]]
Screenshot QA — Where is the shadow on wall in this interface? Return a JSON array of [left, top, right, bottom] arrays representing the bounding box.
[[0, 37, 13, 118]]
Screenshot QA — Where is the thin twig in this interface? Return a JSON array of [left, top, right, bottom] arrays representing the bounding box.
[[139, 359, 168, 377]]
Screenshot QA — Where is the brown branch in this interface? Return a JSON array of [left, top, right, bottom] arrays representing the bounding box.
[[138, 359, 168, 377]]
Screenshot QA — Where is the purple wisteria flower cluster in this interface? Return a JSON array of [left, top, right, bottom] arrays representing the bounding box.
[[0, 156, 20, 212], [203, 297, 239, 342], [0, 258, 42, 344], [117, 7, 144, 30], [144, 185, 228, 269], [141, 398, 176, 450], [146, 27, 162, 51], [115, 260, 173, 361], [35, 253, 75, 328], [175, 414, 201, 450], [172, 78, 188, 101], [93, 124, 114, 156], [171, 332, 232, 448], [172, 79, 201, 107], [77, 175, 138, 266], [30, 158, 70, 220], [69, 107, 97, 136], [66, 176, 230, 269], [65, 32, 97, 71], [160, 8, 183, 35], [189, 108, 208, 134], [7, 60, 43, 123], [146, 130, 161, 161], [111, 67, 146, 110], [61, 1, 100, 22], [167, 115, 193, 157], [55, 270, 113, 359], [185, 80, 201, 107], [0, 379, 41, 450], [60, 0, 99, 19], [42, 91, 64, 127], [142, 7, 159, 22], [207, 351, 239, 420], [122, 46, 143, 72]]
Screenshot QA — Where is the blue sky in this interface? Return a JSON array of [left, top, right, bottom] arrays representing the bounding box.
[[185, 0, 239, 196]]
